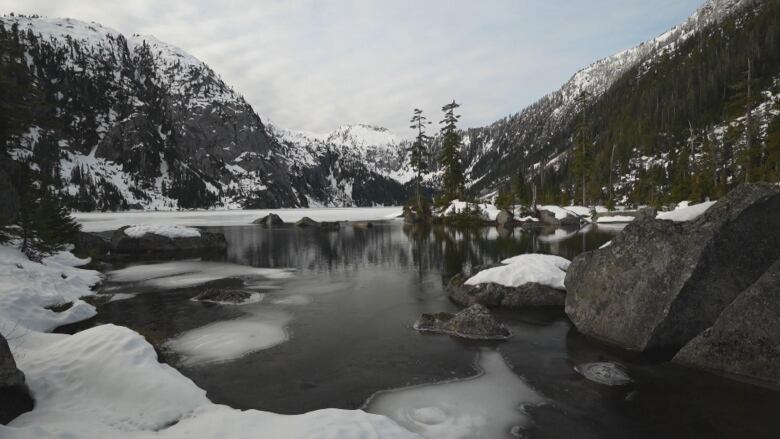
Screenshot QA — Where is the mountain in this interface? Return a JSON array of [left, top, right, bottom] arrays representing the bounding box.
[[0, 15, 410, 211], [457, 0, 779, 205]]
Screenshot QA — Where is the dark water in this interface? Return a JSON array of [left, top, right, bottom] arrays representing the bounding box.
[[66, 222, 780, 438]]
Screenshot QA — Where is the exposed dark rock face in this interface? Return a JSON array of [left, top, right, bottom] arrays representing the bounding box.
[[252, 214, 285, 227], [414, 304, 511, 340], [73, 231, 111, 258], [110, 226, 227, 255], [565, 184, 780, 353], [448, 272, 565, 309], [0, 334, 34, 424], [674, 258, 780, 384], [496, 210, 513, 228], [295, 217, 319, 227], [193, 288, 253, 304], [536, 209, 579, 226]]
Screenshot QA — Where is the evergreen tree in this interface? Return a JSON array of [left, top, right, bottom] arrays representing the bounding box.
[[408, 108, 431, 210], [439, 100, 464, 202]]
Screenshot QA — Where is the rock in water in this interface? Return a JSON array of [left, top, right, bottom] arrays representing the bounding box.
[[193, 288, 254, 304], [674, 258, 780, 384], [252, 213, 285, 227], [295, 217, 319, 227], [448, 274, 565, 308], [565, 183, 780, 353], [574, 362, 632, 386], [414, 304, 511, 340], [496, 210, 514, 228], [0, 334, 34, 424], [110, 226, 227, 255]]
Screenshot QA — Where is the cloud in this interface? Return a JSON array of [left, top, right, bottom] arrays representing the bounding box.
[[1, 0, 702, 137]]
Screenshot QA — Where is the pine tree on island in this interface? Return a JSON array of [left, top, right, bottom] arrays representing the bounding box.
[[408, 108, 431, 214], [439, 100, 465, 204]]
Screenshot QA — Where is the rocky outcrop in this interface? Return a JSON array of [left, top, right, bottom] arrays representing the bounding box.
[[565, 183, 780, 353], [414, 304, 511, 340], [295, 217, 319, 227], [0, 334, 33, 424], [74, 231, 111, 258], [448, 272, 565, 309], [496, 210, 514, 228], [110, 226, 227, 255], [252, 214, 285, 227], [673, 258, 780, 383], [536, 209, 580, 226]]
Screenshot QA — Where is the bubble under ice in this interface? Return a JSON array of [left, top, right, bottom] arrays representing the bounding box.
[[365, 350, 545, 439]]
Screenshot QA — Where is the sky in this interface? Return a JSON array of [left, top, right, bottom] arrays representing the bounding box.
[[2, 0, 704, 137]]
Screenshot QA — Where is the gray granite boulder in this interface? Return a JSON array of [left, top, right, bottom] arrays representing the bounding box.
[[536, 208, 580, 226], [565, 183, 780, 353], [414, 304, 511, 340], [674, 258, 780, 384], [496, 210, 514, 228], [1, 333, 33, 424], [74, 231, 111, 258], [252, 213, 285, 227], [448, 272, 565, 309], [295, 217, 319, 227], [110, 226, 227, 255]]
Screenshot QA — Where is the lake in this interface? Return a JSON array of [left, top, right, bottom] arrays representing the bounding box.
[[61, 218, 780, 438]]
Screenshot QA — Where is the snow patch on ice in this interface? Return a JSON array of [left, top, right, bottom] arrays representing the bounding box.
[[366, 350, 545, 439], [596, 215, 635, 223]]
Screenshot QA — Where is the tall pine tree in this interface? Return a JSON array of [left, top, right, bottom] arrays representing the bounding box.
[[439, 100, 464, 203], [408, 108, 431, 210]]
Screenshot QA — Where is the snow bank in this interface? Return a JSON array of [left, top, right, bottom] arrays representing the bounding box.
[[166, 310, 290, 366], [465, 254, 570, 290], [366, 350, 545, 439], [0, 247, 101, 333], [107, 261, 293, 290], [75, 207, 403, 232], [123, 224, 201, 238], [596, 215, 635, 223], [656, 201, 717, 222]]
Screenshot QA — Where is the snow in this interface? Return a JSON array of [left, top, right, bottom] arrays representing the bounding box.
[[165, 309, 290, 366], [106, 261, 293, 290], [74, 207, 403, 232], [465, 254, 570, 290], [596, 215, 635, 223], [366, 350, 545, 439], [536, 205, 574, 220], [656, 200, 717, 222], [440, 200, 503, 221], [0, 247, 101, 333], [123, 224, 201, 238]]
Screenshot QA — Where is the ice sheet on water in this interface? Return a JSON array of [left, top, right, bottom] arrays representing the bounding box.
[[270, 295, 312, 306], [108, 293, 136, 303], [366, 350, 545, 439], [165, 310, 290, 366], [106, 261, 293, 290]]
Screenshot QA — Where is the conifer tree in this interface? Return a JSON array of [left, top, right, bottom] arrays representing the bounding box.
[[439, 100, 464, 202], [408, 108, 431, 210]]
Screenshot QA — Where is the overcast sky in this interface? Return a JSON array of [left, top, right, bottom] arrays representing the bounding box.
[[3, 0, 703, 137]]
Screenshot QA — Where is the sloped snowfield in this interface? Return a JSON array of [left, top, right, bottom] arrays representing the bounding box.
[[74, 206, 403, 232]]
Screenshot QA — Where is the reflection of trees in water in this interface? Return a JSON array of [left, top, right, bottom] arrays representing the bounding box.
[[218, 223, 618, 284]]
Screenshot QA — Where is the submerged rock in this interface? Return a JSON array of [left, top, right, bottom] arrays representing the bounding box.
[[674, 258, 780, 384], [565, 183, 780, 353], [414, 304, 511, 340], [193, 288, 253, 304], [110, 226, 227, 255], [252, 213, 285, 227], [574, 362, 632, 386], [0, 333, 33, 424], [295, 217, 319, 227]]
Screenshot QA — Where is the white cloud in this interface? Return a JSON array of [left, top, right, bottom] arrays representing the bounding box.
[[1, 0, 702, 137]]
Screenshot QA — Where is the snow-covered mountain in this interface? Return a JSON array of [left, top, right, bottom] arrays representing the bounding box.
[[0, 15, 410, 210], [456, 0, 757, 194]]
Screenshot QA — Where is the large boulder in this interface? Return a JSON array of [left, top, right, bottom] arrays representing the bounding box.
[[496, 210, 514, 228], [448, 273, 565, 308], [536, 207, 580, 226], [673, 258, 780, 383], [1, 334, 33, 424], [110, 225, 227, 255], [252, 213, 285, 227], [73, 231, 111, 258], [565, 183, 780, 353], [414, 304, 511, 340]]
